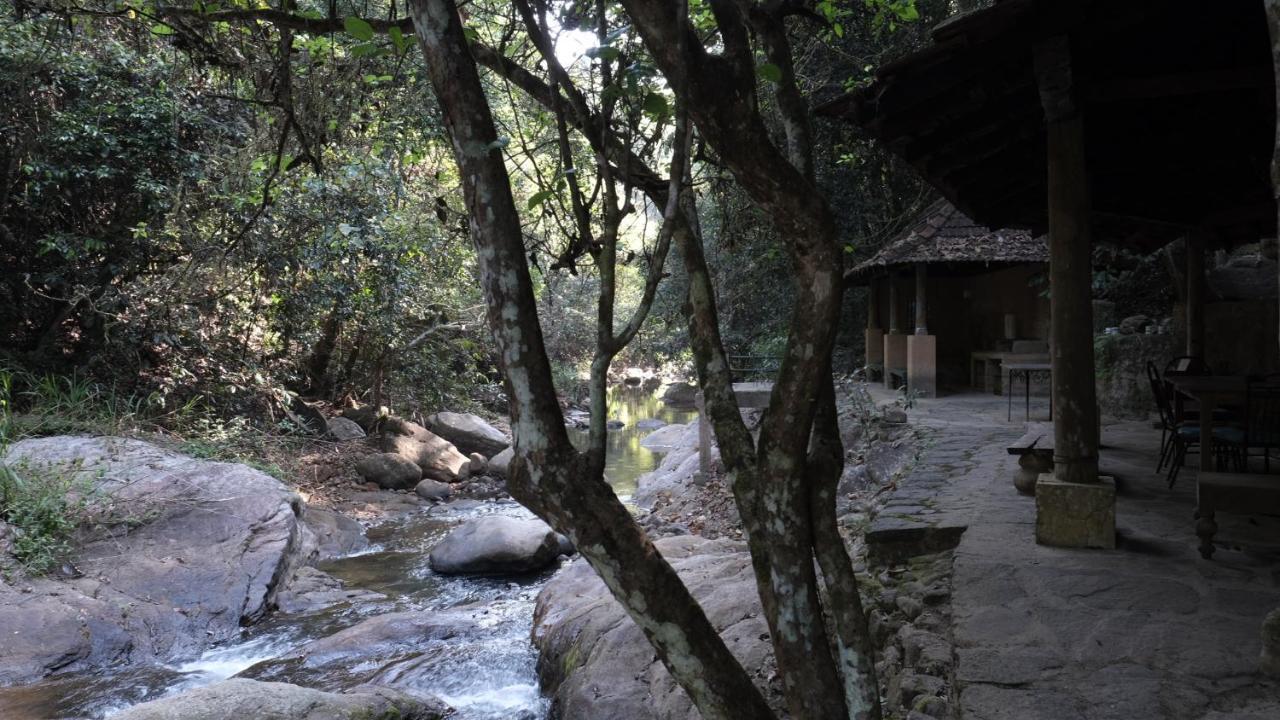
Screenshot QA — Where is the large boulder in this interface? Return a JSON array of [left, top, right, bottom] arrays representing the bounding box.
[[660, 382, 698, 408], [0, 437, 308, 685], [424, 412, 510, 457], [634, 441, 712, 510], [354, 453, 422, 490], [428, 516, 570, 575], [381, 419, 470, 482], [111, 678, 449, 720], [533, 535, 779, 719]]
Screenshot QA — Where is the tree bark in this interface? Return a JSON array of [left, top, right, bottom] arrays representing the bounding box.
[[405, 1, 774, 717], [620, 2, 861, 717]]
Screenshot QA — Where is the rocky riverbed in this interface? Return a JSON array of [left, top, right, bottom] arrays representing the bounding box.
[[0, 384, 927, 720]]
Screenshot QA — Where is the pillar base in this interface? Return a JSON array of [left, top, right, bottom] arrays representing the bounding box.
[[907, 334, 937, 398], [884, 333, 908, 390], [1014, 452, 1052, 495], [1035, 474, 1116, 549]]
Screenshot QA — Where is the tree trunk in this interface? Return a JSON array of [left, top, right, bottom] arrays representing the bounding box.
[[405, 2, 774, 717], [306, 300, 342, 396]]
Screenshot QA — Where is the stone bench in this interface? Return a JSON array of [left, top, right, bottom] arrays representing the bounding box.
[[1196, 472, 1280, 559], [1008, 422, 1053, 495]]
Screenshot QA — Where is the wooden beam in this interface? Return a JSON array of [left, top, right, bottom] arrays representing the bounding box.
[[1087, 66, 1274, 103], [1035, 35, 1100, 485]]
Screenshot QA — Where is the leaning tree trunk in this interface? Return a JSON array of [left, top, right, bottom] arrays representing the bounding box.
[[405, 1, 775, 717], [619, 1, 879, 716]]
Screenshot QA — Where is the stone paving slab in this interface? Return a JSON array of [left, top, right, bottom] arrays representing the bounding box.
[[894, 393, 1280, 720]]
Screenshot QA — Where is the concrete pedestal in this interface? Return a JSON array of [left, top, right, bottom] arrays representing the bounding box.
[[1035, 474, 1116, 549], [907, 334, 937, 398], [865, 328, 885, 380], [884, 333, 908, 389]]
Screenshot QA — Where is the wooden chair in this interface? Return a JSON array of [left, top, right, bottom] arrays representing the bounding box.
[[1243, 382, 1280, 472]]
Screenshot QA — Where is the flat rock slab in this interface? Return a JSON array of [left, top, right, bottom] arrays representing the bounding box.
[[242, 610, 474, 688], [532, 535, 782, 720], [0, 437, 307, 685], [428, 516, 570, 575], [111, 678, 449, 720]]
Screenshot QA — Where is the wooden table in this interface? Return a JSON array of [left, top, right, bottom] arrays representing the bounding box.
[[1006, 362, 1052, 421], [1196, 472, 1280, 559], [1165, 375, 1247, 471]]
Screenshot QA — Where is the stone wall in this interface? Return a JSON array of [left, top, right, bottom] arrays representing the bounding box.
[[1093, 332, 1176, 420]]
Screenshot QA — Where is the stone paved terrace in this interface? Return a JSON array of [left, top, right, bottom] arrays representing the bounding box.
[[866, 389, 1280, 720]]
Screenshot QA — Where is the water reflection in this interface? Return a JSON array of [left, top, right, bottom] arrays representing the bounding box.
[[566, 384, 697, 499]]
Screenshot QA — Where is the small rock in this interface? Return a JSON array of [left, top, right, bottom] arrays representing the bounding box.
[[883, 407, 909, 424], [635, 418, 667, 430], [896, 594, 924, 620], [487, 447, 514, 477], [1119, 314, 1152, 335], [889, 671, 944, 711], [606, 419, 625, 430], [354, 453, 422, 490], [923, 583, 951, 605], [468, 452, 487, 471], [326, 417, 367, 441], [915, 695, 949, 718], [341, 405, 390, 432], [414, 479, 453, 501]]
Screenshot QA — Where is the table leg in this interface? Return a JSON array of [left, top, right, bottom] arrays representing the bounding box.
[[1025, 371, 1031, 420], [1199, 398, 1217, 472], [1008, 372, 1013, 422], [1195, 507, 1217, 559]]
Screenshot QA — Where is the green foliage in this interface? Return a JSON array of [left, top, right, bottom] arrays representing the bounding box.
[[0, 461, 91, 575]]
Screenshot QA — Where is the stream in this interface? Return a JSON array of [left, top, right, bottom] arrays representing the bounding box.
[[0, 385, 695, 719]]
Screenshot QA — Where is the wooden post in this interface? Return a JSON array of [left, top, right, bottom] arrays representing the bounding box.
[[888, 274, 901, 333], [868, 276, 881, 330], [1035, 36, 1099, 485], [914, 263, 928, 335], [1186, 232, 1206, 358]]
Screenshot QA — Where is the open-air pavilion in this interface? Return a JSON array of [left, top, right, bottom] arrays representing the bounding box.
[[850, 199, 1048, 398], [820, 0, 1278, 548]]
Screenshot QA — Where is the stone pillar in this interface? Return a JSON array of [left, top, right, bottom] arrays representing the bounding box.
[[866, 277, 884, 380], [914, 263, 928, 335], [884, 274, 906, 389], [888, 275, 901, 333], [1033, 35, 1113, 548], [1186, 232, 1206, 358], [908, 263, 937, 397]]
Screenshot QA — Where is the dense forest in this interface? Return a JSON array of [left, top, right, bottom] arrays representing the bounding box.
[[0, 2, 973, 719], [1, 0, 946, 420]]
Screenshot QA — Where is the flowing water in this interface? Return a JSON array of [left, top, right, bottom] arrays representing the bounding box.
[[0, 384, 694, 719]]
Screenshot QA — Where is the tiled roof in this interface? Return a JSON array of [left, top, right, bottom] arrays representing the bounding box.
[[848, 199, 1045, 280]]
